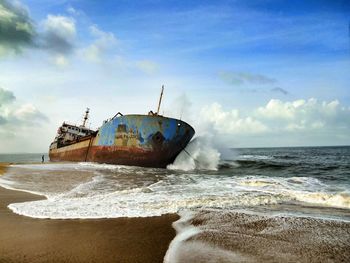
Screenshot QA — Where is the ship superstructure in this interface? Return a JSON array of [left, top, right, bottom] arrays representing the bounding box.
[[50, 108, 96, 150]]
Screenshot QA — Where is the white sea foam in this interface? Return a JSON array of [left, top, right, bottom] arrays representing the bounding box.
[[237, 154, 274, 160], [293, 191, 350, 209], [1, 163, 349, 219], [164, 210, 254, 263], [6, 187, 285, 219], [164, 210, 202, 263], [77, 162, 142, 172], [164, 209, 350, 263]]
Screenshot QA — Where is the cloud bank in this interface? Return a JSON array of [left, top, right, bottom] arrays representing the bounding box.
[[0, 87, 15, 105], [199, 98, 350, 146], [40, 14, 76, 54], [0, 0, 35, 55], [0, 85, 52, 152], [0, 0, 157, 71], [200, 103, 268, 135], [0, 87, 48, 131], [82, 25, 117, 62], [0, 0, 78, 58]]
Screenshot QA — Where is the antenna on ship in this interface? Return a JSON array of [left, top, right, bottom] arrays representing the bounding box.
[[156, 85, 164, 115], [82, 108, 90, 127]]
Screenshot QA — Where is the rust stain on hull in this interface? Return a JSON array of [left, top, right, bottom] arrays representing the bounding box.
[[50, 145, 183, 168], [49, 114, 195, 168]]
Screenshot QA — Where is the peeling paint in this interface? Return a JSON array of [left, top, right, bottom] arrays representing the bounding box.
[[49, 114, 195, 168]]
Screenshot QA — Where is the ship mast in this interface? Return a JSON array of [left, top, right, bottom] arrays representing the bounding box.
[[156, 85, 164, 115], [82, 108, 90, 127]]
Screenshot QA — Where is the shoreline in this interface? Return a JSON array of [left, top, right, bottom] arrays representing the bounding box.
[[0, 180, 178, 263], [2, 162, 350, 262]]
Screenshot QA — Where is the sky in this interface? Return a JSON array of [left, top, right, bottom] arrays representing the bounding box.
[[0, 0, 349, 153]]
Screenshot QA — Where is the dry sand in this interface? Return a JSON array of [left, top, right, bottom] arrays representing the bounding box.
[[0, 164, 178, 263]]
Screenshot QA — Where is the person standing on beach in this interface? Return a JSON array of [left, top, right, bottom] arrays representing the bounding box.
[[42, 155, 44, 163]]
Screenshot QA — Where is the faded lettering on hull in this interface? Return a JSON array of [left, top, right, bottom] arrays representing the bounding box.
[[49, 114, 195, 168]]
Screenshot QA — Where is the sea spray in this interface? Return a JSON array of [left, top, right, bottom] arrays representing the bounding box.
[[167, 136, 221, 171]]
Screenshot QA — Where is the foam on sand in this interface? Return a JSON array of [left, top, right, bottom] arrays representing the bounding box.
[[164, 209, 350, 263]]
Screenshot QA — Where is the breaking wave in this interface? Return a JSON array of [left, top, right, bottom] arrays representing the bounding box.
[[167, 137, 221, 171], [1, 162, 349, 219]]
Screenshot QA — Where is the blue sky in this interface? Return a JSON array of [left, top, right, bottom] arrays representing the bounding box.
[[0, 0, 349, 152]]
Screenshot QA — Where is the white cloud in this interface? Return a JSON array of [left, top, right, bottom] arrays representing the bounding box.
[[257, 99, 305, 120], [0, 90, 49, 152], [43, 15, 76, 40], [82, 25, 117, 62], [66, 6, 83, 16], [0, 1, 79, 59], [41, 14, 76, 54], [198, 99, 350, 146], [0, 89, 48, 127], [256, 98, 347, 131], [200, 102, 268, 135], [78, 23, 157, 72], [13, 103, 47, 122], [0, 0, 35, 55], [0, 4, 16, 21]]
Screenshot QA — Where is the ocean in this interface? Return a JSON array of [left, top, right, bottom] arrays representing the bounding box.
[[0, 145, 349, 262]]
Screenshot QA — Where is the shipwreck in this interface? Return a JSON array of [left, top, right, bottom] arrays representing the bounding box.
[[49, 87, 195, 168]]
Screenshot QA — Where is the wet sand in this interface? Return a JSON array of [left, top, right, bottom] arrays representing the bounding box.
[[2, 162, 350, 262], [0, 164, 178, 263], [166, 210, 350, 263]]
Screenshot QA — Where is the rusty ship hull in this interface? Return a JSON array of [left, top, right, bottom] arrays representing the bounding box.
[[49, 114, 195, 168]]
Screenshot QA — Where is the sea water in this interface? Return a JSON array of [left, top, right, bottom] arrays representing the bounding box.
[[1, 145, 349, 261], [1, 146, 349, 220]]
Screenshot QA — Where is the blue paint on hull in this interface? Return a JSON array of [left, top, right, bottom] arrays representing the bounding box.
[[94, 114, 195, 167]]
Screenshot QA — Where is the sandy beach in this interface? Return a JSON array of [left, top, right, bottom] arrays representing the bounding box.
[[1, 161, 350, 263], [0, 164, 177, 263]]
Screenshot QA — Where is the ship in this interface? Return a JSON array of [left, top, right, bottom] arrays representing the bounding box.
[[49, 87, 195, 168]]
